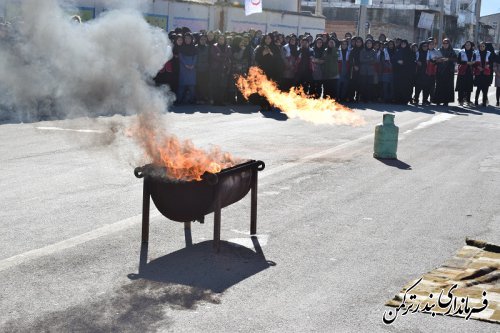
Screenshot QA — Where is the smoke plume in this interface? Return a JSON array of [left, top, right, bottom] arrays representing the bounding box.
[[0, 0, 171, 122]]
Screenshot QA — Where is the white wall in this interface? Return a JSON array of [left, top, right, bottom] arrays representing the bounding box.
[[232, 0, 299, 12], [2, 0, 324, 34], [226, 6, 325, 35], [168, 2, 210, 31]]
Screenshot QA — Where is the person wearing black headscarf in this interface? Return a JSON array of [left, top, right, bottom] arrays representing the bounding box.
[[392, 39, 415, 104], [230, 36, 251, 104], [349, 37, 364, 102], [310, 37, 326, 98], [255, 33, 283, 82], [434, 38, 457, 106], [485, 42, 496, 87], [255, 33, 283, 110], [210, 34, 232, 106], [282, 34, 299, 92], [153, 34, 183, 95], [195, 34, 211, 104], [413, 41, 432, 105], [337, 39, 351, 102], [474, 42, 492, 106], [381, 40, 395, 103], [494, 49, 500, 106], [359, 38, 377, 102], [323, 37, 339, 99], [455, 41, 476, 106], [177, 33, 198, 104], [296, 36, 313, 95]]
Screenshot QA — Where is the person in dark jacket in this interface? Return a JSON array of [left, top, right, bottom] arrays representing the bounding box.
[[358, 38, 377, 102], [474, 42, 492, 107], [230, 36, 251, 104], [311, 37, 326, 98], [323, 38, 339, 99], [413, 41, 433, 105], [255, 33, 283, 82], [392, 39, 415, 104], [337, 39, 351, 102], [282, 34, 299, 92], [455, 41, 476, 106], [254, 33, 283, 110], [485, 42, 496, 87], [381, 40, 395, 103], [433, 38, 457, 106], [171, 35, 183, 98], [349, 37, 364, 102], [494, 51, 500, 106], [296, 37, 313, 95], [195, 34, 211, 104], [210, 35, 232, 106], [177, 33, 197, 104]]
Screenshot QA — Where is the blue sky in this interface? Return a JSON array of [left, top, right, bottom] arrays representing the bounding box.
[[481, 1, 500, 16]]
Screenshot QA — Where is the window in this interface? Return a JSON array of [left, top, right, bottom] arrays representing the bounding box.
[[459, 3, 468, 11]]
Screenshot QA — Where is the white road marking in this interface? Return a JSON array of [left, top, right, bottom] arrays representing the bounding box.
[[227, 235, 269, 249], [261, 191, 280, 196], [403, 113, 455, 135], [260, 115, 429, 182], [0, 211, 160, 272], [36, 126, 106, 133], [0, 113, 453, 271]]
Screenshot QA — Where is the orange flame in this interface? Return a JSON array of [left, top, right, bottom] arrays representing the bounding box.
[[130, 112, 239, 181], [237, 67, 365, 126]]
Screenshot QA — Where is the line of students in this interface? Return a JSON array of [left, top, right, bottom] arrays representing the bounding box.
[[154, 29, 500, 108]]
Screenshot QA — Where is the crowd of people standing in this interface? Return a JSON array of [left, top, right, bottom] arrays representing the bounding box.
[[154, 27, 500, 109]]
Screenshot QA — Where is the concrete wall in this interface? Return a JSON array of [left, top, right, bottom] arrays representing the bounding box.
[[232, 0, 299, 12], [0, 0, 324, 34], [225, 7, 324, 35]]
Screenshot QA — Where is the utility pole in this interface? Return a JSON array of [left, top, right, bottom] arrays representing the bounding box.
[[357, 2, 368, 37], [474, 0, 482, 42], [315, 0, 322, 17], [437, 0, 444, 44]]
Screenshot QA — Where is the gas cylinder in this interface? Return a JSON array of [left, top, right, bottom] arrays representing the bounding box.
[[373, 114, 398, 159]]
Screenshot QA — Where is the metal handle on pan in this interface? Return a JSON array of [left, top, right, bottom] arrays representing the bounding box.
[[256, 160, 265, 171], [134, 167, 144, 178]]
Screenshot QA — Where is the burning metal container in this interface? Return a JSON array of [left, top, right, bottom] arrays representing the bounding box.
[[134, 160, 265, 252]]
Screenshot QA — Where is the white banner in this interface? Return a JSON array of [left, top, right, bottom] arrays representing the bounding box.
[[418, 12, 435, 30], [245, 0, 262, 16]]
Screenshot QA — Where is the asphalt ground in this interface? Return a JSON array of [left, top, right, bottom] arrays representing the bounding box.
[[1, 94, 500, 332]]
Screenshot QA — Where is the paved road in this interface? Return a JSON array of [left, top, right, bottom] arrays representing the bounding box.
[[1, 97, 499, 332]]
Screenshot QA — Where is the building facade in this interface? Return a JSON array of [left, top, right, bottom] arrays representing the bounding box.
[[1, 0, 325, 36], [480, 13, 500, 48], [301, 0, 478, 47]]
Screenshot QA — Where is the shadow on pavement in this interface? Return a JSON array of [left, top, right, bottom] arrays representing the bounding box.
[[1, 238, 273, 333], [260, 109, 289, 121], [128, 238, 274, 293], [375, 158, 412, 170], [3, 99, 500, 125]]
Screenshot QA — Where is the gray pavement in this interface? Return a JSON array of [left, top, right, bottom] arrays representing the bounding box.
[[1, 97, 500, 332]]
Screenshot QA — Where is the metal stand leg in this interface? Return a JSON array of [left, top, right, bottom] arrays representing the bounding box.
[[184, 222, 192, 247], [142, 180, 150, 244], [250, 167, 258, 235], [213, 188, 221, 252]]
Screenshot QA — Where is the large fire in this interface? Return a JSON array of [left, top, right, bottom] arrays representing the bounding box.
[[129, 112, 238, 181], [237, 67, 365, 126]]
